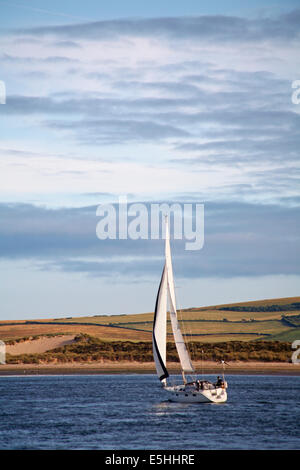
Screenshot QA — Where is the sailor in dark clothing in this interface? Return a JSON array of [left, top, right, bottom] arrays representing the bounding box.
[[196, 380, 204, 391], [215, 376, 223, 387]]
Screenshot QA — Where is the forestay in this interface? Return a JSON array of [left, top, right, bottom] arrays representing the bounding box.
[[152, 217, 194, 385], [165, 219, 194, 374]]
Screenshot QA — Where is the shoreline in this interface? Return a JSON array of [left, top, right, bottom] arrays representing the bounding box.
[[1, 361, 300, 376]]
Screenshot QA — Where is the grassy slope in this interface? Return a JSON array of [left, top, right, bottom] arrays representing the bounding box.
[[1, 296, 299, 344], [265, 328, 300, 342]]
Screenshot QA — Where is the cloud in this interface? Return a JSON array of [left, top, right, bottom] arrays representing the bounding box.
[[0, 201, 299, 279], [13, 11, 300, 43], [46, 117, 190, 144], [52, 40, 82, 49], [3, 62, 298, 152], [1, 10, 299, 210], [171, 127, 300, 165], [1, 53, 79, 65], [111, 79, 201, 97], [1, 9, 300, 318]]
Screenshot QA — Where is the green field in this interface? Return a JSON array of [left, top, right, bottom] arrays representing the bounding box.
[[39, 296, 300, 342], [1, 296, 299, 344], [1, 296, 300, 365]]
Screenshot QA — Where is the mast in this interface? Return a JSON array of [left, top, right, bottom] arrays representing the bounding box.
[[164, 216, 194, 382], [152, 216, 194, 386]]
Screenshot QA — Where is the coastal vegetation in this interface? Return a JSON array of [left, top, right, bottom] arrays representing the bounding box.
[[1, 297, 299, 365], [5, 334, 292, 364]]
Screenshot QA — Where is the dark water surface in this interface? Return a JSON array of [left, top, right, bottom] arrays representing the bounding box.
[[0, 374, 299, 449]]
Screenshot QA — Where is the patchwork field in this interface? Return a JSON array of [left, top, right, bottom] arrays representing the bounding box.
[[1, 296, 300, 346], [0, 297, 299, 369]]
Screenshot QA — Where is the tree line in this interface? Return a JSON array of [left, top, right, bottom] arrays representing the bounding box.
[[220, 303, 300, 312]]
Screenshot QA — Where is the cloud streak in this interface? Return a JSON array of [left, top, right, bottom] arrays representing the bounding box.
[[0, 201, 299, 279], [13, 11, 300, 43]]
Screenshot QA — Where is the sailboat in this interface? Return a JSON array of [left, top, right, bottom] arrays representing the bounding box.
[[152, 216, 228, 403]]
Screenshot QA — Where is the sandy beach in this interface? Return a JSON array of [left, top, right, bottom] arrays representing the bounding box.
[[5, 335, 76, 355]]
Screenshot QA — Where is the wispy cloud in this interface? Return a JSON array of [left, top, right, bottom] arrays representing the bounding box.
[[1, 11, 300, 213]]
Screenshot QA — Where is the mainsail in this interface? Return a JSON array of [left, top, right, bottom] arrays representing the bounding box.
[[152, 264, 169, 384], [152, 217, 194, 385]]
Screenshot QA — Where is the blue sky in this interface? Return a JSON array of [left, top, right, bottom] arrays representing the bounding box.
[[2, 0, 299, 27], [0, 1, 299, 319]]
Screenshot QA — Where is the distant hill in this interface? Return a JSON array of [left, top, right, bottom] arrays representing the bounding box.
[[1, 296, 299, 366], [1, 296, 299, 344]]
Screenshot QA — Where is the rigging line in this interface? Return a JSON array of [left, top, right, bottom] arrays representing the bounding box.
[[166, 298, 176, 387], [0, 0, 92, 22], [174, 284, 197, 381], [175, 287, 189, 350]]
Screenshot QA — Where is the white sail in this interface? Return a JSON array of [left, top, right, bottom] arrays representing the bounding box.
[[152, 264, 169, 384], [152, 216, 228, 403], [165, 219, 194, 374]]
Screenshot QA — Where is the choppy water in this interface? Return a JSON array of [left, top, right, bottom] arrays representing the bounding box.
[[0, 374, 299, 449]]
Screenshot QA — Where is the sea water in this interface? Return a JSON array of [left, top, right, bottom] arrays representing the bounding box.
[[0, 374, 299, 450]]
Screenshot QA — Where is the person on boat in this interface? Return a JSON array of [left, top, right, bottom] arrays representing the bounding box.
[[196, 380, 203, 391], [215, 376, 223, 388]]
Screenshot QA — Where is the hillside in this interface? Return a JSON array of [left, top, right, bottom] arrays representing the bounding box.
[[1, 297, 300, 366], [1, 296, 299, 344]]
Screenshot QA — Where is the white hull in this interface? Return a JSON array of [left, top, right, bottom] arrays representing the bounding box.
[[164, 385, 227, 403]]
